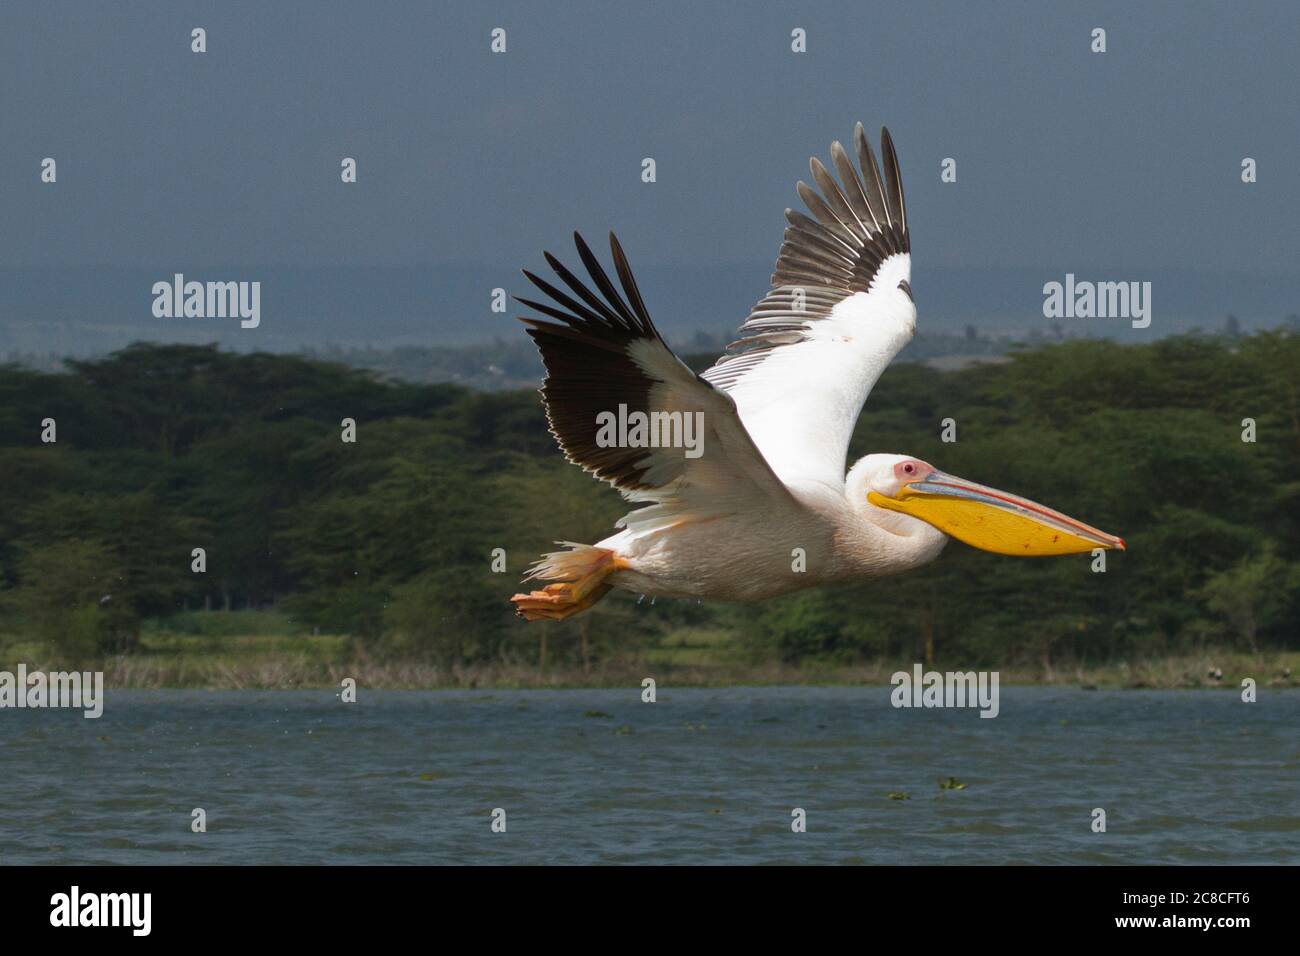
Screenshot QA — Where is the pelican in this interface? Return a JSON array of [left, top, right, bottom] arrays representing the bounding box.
[[511, 124, 1124, 621]]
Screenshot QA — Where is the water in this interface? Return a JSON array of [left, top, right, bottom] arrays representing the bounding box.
[[1, 687, 1296, 864]]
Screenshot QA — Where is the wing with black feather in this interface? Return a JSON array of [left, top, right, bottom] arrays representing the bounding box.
[[518, 232, 797, 531]]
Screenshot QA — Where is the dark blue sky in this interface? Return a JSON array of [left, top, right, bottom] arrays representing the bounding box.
[[2, 1, 1297, 351]]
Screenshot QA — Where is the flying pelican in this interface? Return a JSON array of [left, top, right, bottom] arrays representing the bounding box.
[[511, 124, 1124, 621]]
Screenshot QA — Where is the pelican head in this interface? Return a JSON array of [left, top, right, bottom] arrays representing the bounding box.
[[851, 454, 1125, 557]]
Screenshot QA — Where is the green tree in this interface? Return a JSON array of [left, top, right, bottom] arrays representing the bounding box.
[[1197, 546, 1300, 653], [4, 539, 134, 659]]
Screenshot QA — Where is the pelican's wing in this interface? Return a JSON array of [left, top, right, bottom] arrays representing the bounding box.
[[702, 124, 915, 490], [518, 232, 798, 536]]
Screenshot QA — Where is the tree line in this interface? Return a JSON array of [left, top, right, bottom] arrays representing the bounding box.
[[0, 332, 1296, 669]]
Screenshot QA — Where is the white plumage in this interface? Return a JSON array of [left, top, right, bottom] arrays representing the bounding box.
[[511, 125, 1122, 622]]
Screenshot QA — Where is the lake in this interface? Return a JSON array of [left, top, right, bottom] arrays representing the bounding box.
[[1, 686, 1296, 864]]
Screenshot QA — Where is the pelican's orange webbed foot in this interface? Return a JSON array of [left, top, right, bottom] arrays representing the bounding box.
[[510, 548, 625, 622], [510, 580, 613, 621]]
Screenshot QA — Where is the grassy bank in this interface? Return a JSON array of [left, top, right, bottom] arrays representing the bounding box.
[[1, 612, 1295, 691]]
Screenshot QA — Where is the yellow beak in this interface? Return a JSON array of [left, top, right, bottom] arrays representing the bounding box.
[[868, 470, 1125, 557]]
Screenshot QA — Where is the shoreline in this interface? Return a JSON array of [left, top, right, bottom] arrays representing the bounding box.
[[3, 651, 1294, 692]]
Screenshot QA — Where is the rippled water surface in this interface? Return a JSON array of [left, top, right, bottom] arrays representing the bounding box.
[[2, 687, 1297, 864]]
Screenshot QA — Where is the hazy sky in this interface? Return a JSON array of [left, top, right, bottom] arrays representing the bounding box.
[[1, 1, 1297, 348]]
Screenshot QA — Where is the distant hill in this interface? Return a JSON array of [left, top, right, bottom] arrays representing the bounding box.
[[295, 327, 1029, 391], [2, 263, 1297, 361]]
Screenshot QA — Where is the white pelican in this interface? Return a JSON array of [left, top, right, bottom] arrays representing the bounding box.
[[511, 124, 1124, 621]]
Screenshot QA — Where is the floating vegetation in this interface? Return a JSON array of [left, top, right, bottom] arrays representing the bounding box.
[[939, 777, 967, 791], [583, 710, 611, 719], [888, 792, 910, 801]]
